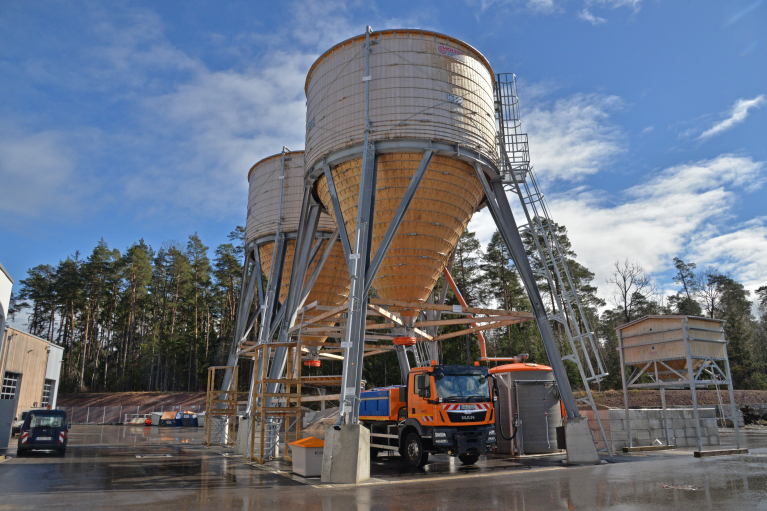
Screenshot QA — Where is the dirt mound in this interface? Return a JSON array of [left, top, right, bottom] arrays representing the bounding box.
[[58, 392, 206, 409], [575, 389, 767, 409]]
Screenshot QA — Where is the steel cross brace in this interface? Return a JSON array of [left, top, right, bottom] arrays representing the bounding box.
[[473, 164, 580, 419]]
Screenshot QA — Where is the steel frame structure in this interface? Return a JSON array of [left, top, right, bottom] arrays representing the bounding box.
[[494, 73, 612, 459], [299, 36, 588, 428], [618, 317, 742, 452]]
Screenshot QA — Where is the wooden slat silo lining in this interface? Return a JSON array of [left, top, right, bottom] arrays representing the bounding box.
[[316, 153, 482, 315], [246, 151, 335, 242], [258, 239, 350, 344], [305, 32, 497, 169]]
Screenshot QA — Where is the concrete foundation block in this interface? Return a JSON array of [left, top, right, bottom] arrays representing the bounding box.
[[710, 436, 720, 446], [673, 419, 686, 429], [321, 424, 370, 484], [701, 437, 710, 446], [648, 419, 662, 429], [683, 410, 694, 419], [610, 419, 625, 431], [675, 438, 688, 447], [701, 418, 717, 429], [674, 428, 686, 438], [649, 429, 666, 440], [635, 430, 650, 440], [564, 416, 600, 464], [685, 427, 698, 437], [707, 426, 720, 436], [234, 417, 251, 456]]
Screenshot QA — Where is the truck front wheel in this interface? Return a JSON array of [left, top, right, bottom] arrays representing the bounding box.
[[403, 433, 429, 468], [459, 454, 479, 465]]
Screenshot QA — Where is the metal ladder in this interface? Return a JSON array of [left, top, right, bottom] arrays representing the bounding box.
[[495, 73, 613, 460]]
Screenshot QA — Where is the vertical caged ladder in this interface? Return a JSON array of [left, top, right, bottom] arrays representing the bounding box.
[[495, 73, 613, 460]]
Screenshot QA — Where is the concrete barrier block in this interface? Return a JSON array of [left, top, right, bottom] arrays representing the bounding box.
[[673, 418, 686, 429], [633, 419, 650, 429], [675, 438, 687, 447], [710, 435, 720, 446], [650, 429, 666, 440], [674, 428, 686, 438], [635, 430, 650, 440], [707, 426, 719, 437], [683, 410, 694, 419], [610, 419, 625, 431], [611, 430, 628, 441], [685, 427, 697, 437], [701, 418, 717, 429], [649, 419, 662, 429], [701, 437, 710, 446]]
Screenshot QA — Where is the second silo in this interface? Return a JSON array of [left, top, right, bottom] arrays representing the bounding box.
[[304, 30, 497, 316], [246, 151, 350, 343]]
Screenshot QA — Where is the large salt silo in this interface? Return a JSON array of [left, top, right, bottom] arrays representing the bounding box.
[[304, 29, 497, 317], [246, 151, 350, 345]]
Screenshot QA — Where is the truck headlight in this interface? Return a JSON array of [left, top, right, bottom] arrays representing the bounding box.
[[434, 432, 447, 438], [488, 428, 496, 437]]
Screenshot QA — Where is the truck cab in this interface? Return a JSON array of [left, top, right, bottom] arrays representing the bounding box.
[[361, 364, 496, 468]]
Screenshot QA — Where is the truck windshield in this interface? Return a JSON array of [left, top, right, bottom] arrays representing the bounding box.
[[435, 374, 489, 402]]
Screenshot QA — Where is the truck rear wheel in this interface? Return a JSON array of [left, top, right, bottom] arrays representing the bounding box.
[[403, 433, 429, 468], [459, 454, 479, 465]]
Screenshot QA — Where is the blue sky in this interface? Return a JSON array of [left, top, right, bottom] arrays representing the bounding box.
[[1, 0, 765, 308]]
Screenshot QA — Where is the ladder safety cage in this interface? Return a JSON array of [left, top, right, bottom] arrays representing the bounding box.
[[494, 73, 612, 459]]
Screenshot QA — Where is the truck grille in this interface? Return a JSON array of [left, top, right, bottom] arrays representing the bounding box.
[[448, 411, 487, 423]]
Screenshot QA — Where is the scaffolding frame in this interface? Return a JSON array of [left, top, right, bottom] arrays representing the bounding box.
[[203, 365, 239, 446], [249, 341, 303, 464]]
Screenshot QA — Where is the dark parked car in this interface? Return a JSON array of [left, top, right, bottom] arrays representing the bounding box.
[[17, 409, 69, 457]]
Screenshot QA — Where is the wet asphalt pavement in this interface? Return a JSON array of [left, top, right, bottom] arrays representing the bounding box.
[[1, 425, 766, 510]]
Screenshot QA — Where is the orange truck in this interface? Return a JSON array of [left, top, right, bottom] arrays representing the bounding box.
[[359, 364, 497, 467]]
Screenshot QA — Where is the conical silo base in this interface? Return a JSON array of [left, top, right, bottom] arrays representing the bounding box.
[[316, 153, 483, 316], [259, 238, 350, 343]]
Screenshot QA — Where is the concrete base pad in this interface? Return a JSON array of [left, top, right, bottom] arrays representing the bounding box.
[[234, 417, 251, 456], [564, 416, 600, 464], [321, 424, 370, 484], [694, 448, 749, 458]]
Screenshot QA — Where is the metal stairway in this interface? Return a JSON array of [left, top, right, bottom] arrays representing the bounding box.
[[494, 73, 613, 460]]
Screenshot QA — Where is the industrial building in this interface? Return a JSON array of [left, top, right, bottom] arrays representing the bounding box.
[[0, 327, 64, 447]]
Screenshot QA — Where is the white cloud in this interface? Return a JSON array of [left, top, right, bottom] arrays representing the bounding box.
[[0, 125, 100, 219], [578, 9, 607, 25], [698, 95, 766, 140], [470, 154, 765, 304], [587, 0, 645, 11], [688, 218, 767, 293], [546, 155, 764, 301], [468, 0, 560, 14], [523, 93, 625, 183]]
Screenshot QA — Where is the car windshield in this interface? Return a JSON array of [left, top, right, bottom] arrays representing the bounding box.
[[28, 414, 64, 428], [434, 374, 490, 402]]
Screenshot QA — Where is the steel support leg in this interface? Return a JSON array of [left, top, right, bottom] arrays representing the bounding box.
[[724, 356, 741, 449], [338, 144, 377, 425], [683, 318, 703, 451], [474, 165, 580, 418]]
